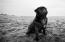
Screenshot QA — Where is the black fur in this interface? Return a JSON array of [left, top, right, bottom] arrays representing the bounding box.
[[26, 6, 48, 41]]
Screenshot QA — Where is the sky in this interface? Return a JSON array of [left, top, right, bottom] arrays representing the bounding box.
[[0, 0, 65, 16]]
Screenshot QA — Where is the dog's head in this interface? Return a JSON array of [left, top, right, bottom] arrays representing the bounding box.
[[35, 6, 48, 17]]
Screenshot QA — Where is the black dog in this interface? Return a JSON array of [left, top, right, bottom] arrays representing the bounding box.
[[26, 6, 48, 41]]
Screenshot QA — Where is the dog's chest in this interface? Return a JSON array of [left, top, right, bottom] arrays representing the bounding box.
[[42, 18, 47, 24]]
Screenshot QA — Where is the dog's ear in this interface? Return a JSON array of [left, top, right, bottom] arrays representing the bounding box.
[[34, 8, 41, 16], [34, 8, 38, 13]]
